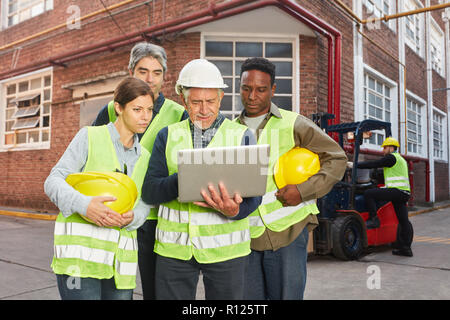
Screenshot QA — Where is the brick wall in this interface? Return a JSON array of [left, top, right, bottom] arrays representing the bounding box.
[[0, 1, 206, 211], [0, 0, 448, 210]]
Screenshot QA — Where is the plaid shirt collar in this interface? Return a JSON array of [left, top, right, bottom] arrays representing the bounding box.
[[189, 113, 226, 149]]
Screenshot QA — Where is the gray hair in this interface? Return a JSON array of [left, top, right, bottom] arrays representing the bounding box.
[[180, 87, 223, 105], [128, 42, 168, 74]]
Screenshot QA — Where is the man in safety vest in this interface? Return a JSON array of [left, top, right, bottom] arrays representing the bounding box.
[[236, 58, 347, 300], [92, 42, 188, 299], [352, 137, 413, 257], [141, 59, 261, 300]]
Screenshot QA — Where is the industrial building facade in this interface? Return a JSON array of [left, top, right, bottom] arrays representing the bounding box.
[[0, 0, 449, 212]]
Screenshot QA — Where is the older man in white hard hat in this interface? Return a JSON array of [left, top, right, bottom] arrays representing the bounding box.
[[141, 59, 261, 300]]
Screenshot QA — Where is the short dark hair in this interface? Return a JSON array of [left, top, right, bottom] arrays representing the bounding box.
[[114, 77, 154, 109], [240, 57, 276, 86]]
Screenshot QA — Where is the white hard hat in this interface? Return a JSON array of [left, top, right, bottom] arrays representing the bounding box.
[[175, 59, 228, 95]]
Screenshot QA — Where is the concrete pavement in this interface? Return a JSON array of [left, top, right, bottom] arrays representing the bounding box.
[[0, 203, 449, 300]]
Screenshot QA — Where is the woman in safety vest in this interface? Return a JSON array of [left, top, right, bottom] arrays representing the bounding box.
[[44, 77, 154, 299]]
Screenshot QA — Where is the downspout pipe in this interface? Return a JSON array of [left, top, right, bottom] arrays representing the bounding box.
[[277, 0, 342, 125]]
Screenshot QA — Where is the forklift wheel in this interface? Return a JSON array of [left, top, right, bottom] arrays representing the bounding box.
[[332, 215, 364, 260]]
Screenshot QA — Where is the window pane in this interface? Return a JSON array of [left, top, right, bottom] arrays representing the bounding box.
[[235, 61, 244, 75], [376, 81, 383, 94], [368, 77, 375, 90], [42, 130, 49, 142], [235, 78, 240, 94], [9, 1, 17, 13], [236, 42, 262, 57], [272, 96, 292, 110], [6, 109, 15, 119], [221, 96, 232, 111], [17, 132, 27, 144], [275, 79, 292, 94], [29, 131, 39, 143], [266, 43, 292, 58], [44, 89, 51, 101], [7, 84, 16, 95], [223, 78, 232, 94], [205, 41, 233, 57], [6, 121, 14, 131], [19, 81, 29, 92], [44, 75, 51, 87], [375, 96, 382, 107], [19, 8, 31, 22], [31, 2, 44, 17], [30, 78, 41, 89], [369, 93, 375, 105], [46, 0, 53, 10], [234, 96, 244, 111], [210, 60, 232, 76], [273, 62, 292, 76], [43, 102, 51, 114], [377, 134, 384, 145], [5, 133, 14, 145], [376, 107, 382, 119], [43, 115, 50, 127]]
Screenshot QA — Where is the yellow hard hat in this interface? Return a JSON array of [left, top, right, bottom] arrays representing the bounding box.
[[274, 147, 321, 189], [381, 137, 400, 148], [66, 171, 138, 223]]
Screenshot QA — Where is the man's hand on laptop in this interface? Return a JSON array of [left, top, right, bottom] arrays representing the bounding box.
[[194, 182, 243, 217]]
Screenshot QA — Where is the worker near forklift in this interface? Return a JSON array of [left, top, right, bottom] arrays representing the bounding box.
[[236, 58, 347, 300], [349, 137, 413, 257]]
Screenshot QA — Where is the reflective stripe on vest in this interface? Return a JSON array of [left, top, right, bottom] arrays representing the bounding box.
[[51, 125, 149, 289], [154, 119, 251, 263], [383, 152, 411, 191], [237, 109, 320, 238]]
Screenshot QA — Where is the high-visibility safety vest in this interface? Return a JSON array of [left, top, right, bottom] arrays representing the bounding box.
[[51, 125, 150, 289], [108, 98, 185, 220], [383, 152, 410, 192], [236, 109, 319, 239], [154, 119, 251, 263]]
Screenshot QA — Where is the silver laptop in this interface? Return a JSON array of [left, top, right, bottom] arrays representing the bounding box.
[[177, 144, 270, 203]]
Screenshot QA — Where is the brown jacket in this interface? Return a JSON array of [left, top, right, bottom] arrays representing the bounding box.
[[238, 103, 347, 251]]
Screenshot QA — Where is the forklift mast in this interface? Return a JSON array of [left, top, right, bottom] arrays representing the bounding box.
[[311, 112, 392, 209]]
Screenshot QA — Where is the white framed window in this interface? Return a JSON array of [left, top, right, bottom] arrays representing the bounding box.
[[363, 71, 396, 147], [432, 108, 447, 161], [1, 69, 52, 151], [364, 0, 396, 31], [202, 35, 296, 119], [3, 0, 53, 28], [406, 97, 425, 155], [404, 0, 424, 57], [430, 18, 445, 76]]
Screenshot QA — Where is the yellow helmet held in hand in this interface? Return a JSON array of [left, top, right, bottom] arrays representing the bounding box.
[[381, 137, 400, 148], [274, 147, 321, 189], [66, 171, 138, 223]]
